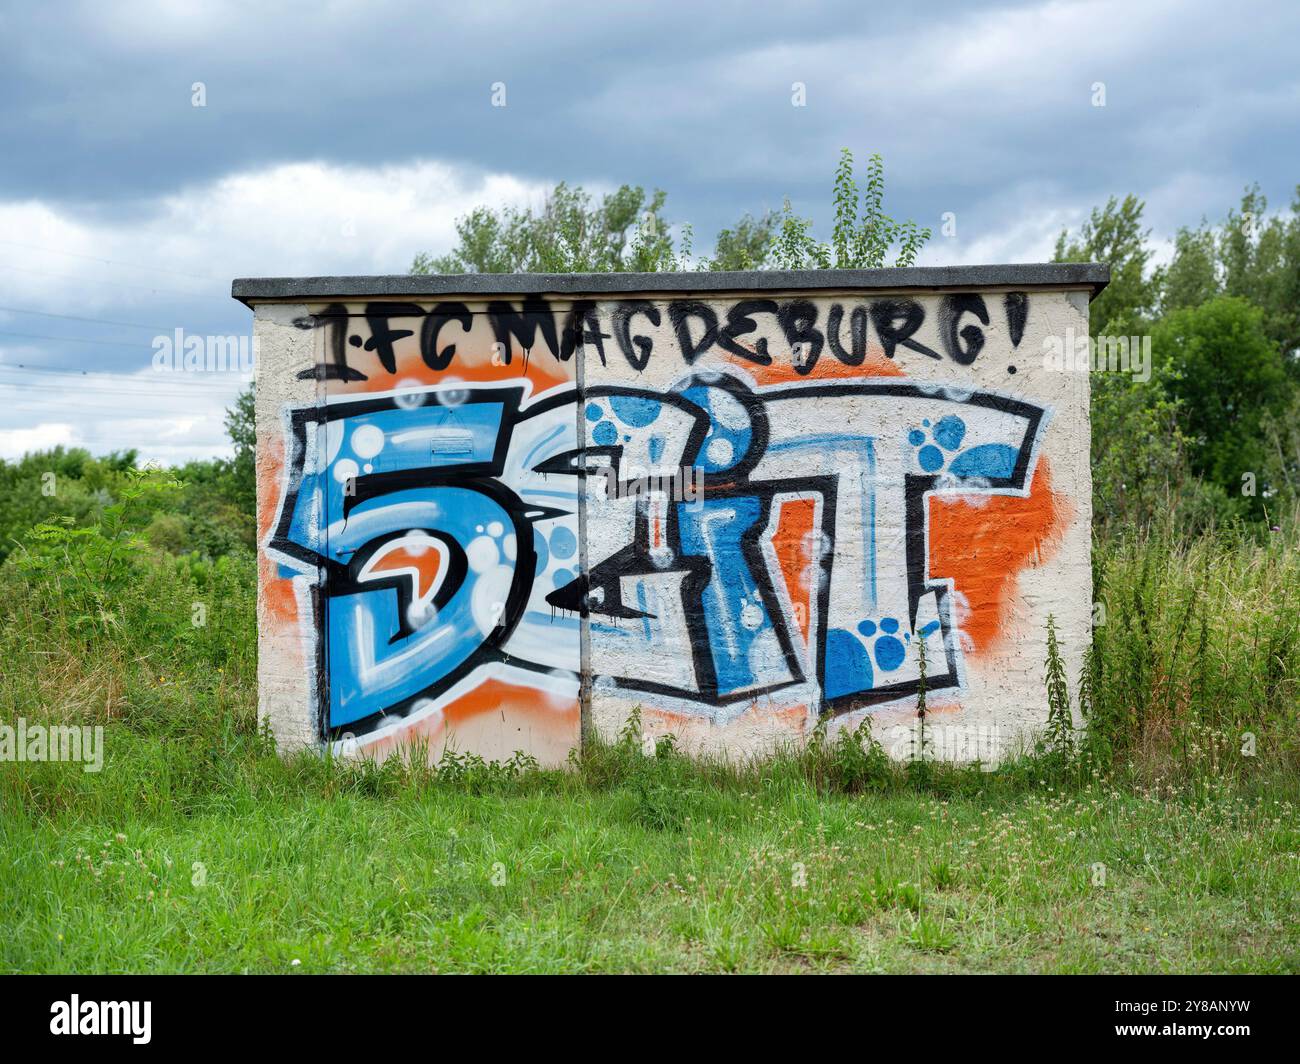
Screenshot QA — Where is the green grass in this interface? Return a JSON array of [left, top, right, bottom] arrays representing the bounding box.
[[3, 725, 1299, 973], [1, 513, 1298, 973]]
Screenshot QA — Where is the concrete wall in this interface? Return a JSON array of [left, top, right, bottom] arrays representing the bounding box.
[[240, 268, 1101, 767]]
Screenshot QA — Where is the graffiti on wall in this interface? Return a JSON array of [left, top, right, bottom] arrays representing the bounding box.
[[570, 375, 1047, 722], [261, 291, 1071, 755], [270, 385, 582, 740]]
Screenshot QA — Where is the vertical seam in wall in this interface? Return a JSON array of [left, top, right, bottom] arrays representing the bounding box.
[[313, 308, 330, 744], [1080, 292, 1096, 661], [254, 313, 267, 736], [576, 317, 592, 750]]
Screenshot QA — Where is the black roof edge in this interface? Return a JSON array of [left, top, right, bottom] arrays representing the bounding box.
[[232, 263, 1109, 307]]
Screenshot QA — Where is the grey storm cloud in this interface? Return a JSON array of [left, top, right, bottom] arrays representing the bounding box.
[[2, 0, 1295, 228]]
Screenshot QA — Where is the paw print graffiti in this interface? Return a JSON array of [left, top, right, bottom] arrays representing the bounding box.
[[856, 617, 909, 672], [907, 414, 1020, 480], [908, 415, 966, 474]]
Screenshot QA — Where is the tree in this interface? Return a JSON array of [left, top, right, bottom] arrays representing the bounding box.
[[708, 212, 778, 270], [0, 448, 148, 565], [409, 149, 930, 275], [1054, 194, 1157, 335], [1161, 185, 1300, 370], [1260, 390, 1300, 515], [411, 182, 685, 274], [1086, 370, 1207, 534], [1054, 196, 1191, 530], [1153, 296, 1293, 517], [223, 385, 256, 517], [769, 149, 931, 269], [1160, 223, 1219, 313]]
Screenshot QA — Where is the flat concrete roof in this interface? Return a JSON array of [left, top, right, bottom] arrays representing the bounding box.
[[232, 263, 1109, 306]]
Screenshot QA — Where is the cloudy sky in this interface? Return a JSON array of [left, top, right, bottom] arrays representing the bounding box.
[[1, 0, 1297, 462]]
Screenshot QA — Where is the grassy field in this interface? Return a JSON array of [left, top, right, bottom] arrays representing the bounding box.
[[1, 513, 1298, 974], [3, 738, 1299, 973]]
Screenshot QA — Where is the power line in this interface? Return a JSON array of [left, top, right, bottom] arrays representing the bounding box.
[[0, 385, 242, 400], [0, 262, 209, 299], [2, 399, 236, 415], [0, 363, 130, 379], [0, 377, 246, 399], [0, 304, 179, 331], [0, 239, 224, 283], [0, 378, 240, 395], [0, 401, 238, 412], [0, 329, 152, 350], [0, 363, 248, 386], [0, 374, 244, 392], [0, 438, 231, 449], [0, 336, 252, 370]]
